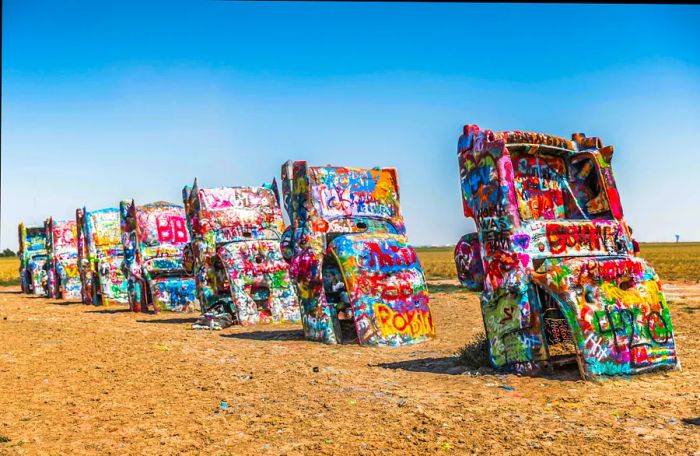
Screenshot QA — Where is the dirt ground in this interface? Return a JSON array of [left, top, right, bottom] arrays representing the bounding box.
[[0, 284, 698, 455]]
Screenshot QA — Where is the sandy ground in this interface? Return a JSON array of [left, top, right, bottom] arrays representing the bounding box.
[[0, 285, 698, 455]]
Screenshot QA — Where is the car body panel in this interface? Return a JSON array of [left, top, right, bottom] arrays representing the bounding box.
[[328, 233, 433, 346], [454, 233, 484, 291]]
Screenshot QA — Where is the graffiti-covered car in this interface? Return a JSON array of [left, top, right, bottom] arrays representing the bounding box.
[[120, 200, 199, 313], [76, 207, 129, 305], [44, 217, 82, 299], [281, 161, 434, 346], [181, 180, 299, 325], [18, 223, 48, 295], [455, 124, 679, 379]]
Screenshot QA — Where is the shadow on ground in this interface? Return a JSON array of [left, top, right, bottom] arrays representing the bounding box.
[[85, 308, 131, 314], [375, 356, 581, 381], [221, 329, 305, 341], [137, 317, 198, 325], [51, 300, 83, 306], [375, 356, 472, 375]]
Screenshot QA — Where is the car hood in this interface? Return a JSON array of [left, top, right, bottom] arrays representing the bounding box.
[[328, 232, 434, 346], [531, 255, 679, 377]]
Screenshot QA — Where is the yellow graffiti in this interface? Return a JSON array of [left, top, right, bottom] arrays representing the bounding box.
[[599, 280, 663, 309], [374, 303, 434, 339]]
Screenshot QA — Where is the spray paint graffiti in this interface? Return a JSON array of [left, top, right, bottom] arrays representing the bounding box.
[[181, 181, 299, 325], [120, 200, 199, 313], [76, 207, 129, 305], [281, 161, 433, 346], [454, 233, 484, 291], [44, 218, 82, 299], [454, 124, 679, 379], [18, 223, 48, 295]]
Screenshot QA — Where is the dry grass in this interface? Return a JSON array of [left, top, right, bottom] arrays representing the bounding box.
[[416, 247, 456, 280], [0, 257, 19, 286], [417, 243, 700, 283], [639, 242, 700, 283]]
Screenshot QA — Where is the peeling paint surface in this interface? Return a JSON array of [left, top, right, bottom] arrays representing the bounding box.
[[182, 183, 299, 325], [44, 218, 82, 299], [282, 161, 433, 346], [120, 201, 199, 313], [455, 124, 679, 378], [76, 208, 129, 305]]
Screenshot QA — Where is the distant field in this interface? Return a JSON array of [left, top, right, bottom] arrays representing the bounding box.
[[417, 242, 700, 283], [0, 257, 19, 286]]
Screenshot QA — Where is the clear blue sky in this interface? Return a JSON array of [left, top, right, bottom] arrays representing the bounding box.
[[2, 1, 699, 250]]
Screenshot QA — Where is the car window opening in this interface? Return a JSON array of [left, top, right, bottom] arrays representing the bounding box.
[[250, 285, 272, 316], [537, 286, 579, 371], [322, 256, 358, 344], [511, 151, 613, 222]]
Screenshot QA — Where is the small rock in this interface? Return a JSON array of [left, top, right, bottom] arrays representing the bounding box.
[[312, 367, 320, 373]]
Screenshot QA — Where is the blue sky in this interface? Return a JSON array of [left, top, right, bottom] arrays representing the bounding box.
[[2, 1, 699, 249]]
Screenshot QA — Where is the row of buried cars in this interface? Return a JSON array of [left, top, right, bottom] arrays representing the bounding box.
[[17, 125, 681, 380]]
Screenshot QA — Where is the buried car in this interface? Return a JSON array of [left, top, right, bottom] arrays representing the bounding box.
[[281, 161, 434, 346], [44, 217, 82, 299], [455, 124, 679, 379], [18, 223, 48, 295], [76, 207, 129, 305], [181, 180, 299, 326], [120, 200, 199, 313]]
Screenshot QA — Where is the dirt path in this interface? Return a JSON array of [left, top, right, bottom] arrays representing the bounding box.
[[0, 286, 698, 455]]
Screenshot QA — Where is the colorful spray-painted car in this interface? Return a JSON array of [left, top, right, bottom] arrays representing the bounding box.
[[18, 223, 48, 295], [44, 217, 82, 299], [76, 207, 129, 305], [455, 124, 679, 379], [120, 200, 199, 313], [181, 180, 300, 325], [281, 161, 434, 346]]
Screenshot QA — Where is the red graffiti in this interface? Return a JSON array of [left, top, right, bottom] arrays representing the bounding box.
[[365, 242, 417, 270], [546, 223, 614, 255]]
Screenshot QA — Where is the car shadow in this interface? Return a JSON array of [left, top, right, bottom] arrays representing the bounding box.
[[137, 317, 199, 325], [51, 299, 83, 306], [85, 308, 131, 314], [221, 329, 305, 341], [375, 356, 582, 381]]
